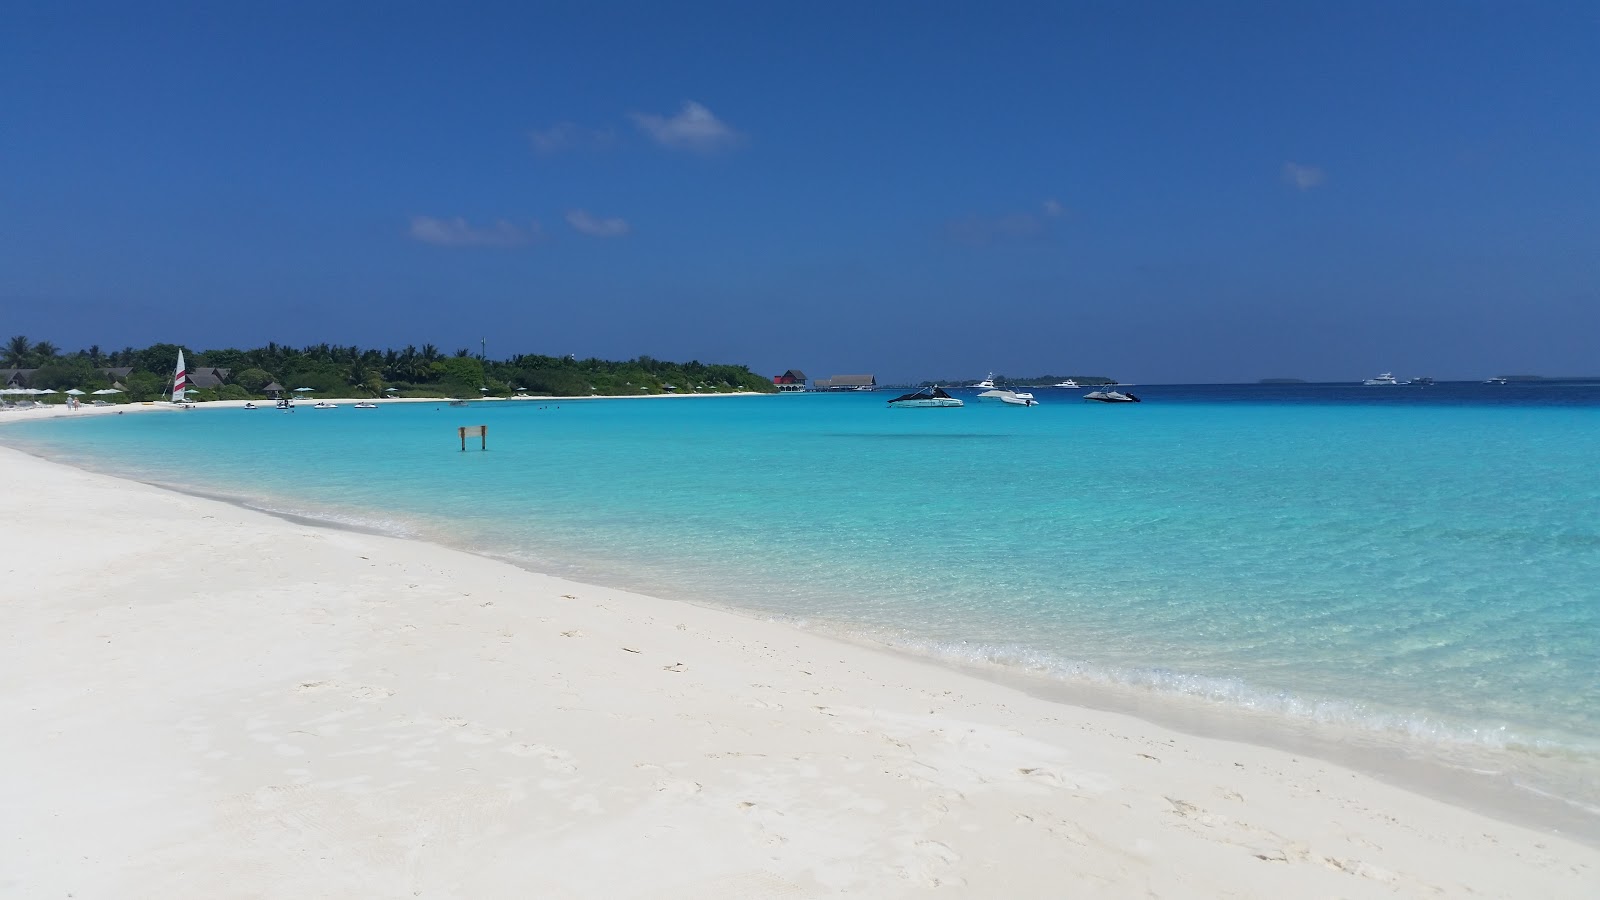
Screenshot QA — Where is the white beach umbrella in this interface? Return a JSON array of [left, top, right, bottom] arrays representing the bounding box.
[[91, 388, 123, 395], [35, 388, 58, 395], [294, 387, 314, 393], [64, 388, 86, 395]]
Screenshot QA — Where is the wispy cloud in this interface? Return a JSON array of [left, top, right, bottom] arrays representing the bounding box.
[[529, 122, 614, 155], [1283, 162, 1326, 190], [947, 199, 1064, 245], [409, 216, 539, 247], [565, 209, 631, 238], [629, 101, 742, 153]]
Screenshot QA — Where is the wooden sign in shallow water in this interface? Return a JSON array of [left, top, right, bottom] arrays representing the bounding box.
[[459, 425, 487, 451]]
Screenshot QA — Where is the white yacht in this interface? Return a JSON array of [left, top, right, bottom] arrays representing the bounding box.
[[1362, 372, 1410, 385], [1053, 379, 1080, 388], [888, 386, 964, 408], [969, 373, 997, 389]]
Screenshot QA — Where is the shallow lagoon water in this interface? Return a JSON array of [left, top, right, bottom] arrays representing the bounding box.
[[10, 382, 1600, 817]]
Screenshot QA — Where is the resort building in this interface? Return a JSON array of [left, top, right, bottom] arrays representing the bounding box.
[[813, 374, 876, 392], [772, 369, 808, 392], [186, 367, 233, 390]]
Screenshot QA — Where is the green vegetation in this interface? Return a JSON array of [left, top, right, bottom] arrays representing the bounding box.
[[2, 335, 777, 402], [917, 374, 1119, 388]]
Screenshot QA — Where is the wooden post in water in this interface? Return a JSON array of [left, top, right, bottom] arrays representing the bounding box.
[[459, 425, 487, 451]]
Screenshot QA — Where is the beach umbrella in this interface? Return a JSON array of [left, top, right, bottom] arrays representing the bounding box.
[[64, 389, 86, 395], [294, 387, 314, 393], [478, 386, 489, 393], [384, 387, 398, 393], [91, 388, 123, 395]]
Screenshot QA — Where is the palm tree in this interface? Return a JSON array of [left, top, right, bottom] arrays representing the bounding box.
[[4, 335, 28, 367], [31, 340, 60, 360]]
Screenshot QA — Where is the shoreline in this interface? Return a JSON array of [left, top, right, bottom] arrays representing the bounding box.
[[2, 444, 1597, 895], [5, 409, 1600, 844], [0, 390, 769, 422]]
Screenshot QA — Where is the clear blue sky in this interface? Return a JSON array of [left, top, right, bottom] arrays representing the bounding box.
[[3, 1, 1596, 382]]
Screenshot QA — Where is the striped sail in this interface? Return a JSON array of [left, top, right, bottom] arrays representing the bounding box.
[[173, 349, 187, 402]]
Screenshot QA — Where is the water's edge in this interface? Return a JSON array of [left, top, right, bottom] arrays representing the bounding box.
[[9, 440, 1597, 845]]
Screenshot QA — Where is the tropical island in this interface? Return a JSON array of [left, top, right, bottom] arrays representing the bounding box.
[[915, 374, 1120, 388], [2, 336, 777, 402]]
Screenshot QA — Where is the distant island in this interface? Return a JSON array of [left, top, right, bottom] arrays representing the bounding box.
[[1258, 378, 1307, 384], [916, 374, 1119, 388], [2, 336, 777, 401]]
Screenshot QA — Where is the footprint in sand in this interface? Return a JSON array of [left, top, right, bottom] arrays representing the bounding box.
[[349, 686, 394, 701], [504, 742, 577, 773]]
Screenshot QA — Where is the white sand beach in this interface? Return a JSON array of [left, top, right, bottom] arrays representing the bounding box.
[[2, 443, 1596, 898]]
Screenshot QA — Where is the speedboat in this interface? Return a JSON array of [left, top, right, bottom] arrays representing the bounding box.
[[1484, 376, 1508, 385], [1053, 379, 1080, 388], [969, 373, 997, 389], [312, 401, 338, 409], [975, 388, 1038, 406], [242, 402, 257, 410], [353, 401, 377, 409], [888, 386, 963, 408], [1362, 372, 1409, 385], [1083, 389, 1140, 403], [1413, 376, 1435, 386]]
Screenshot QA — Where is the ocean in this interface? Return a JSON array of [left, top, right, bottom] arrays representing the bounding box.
[[8, 381, 1599, 825]]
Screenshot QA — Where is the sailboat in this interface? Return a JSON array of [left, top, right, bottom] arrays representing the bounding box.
[[171, 349, 192, 405]]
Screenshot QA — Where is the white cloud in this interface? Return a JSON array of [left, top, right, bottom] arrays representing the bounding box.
[[529, 122, 614, 155], [409, 216, 538, 247], [1283, 162, 1326, 190], [629, 101, 742, 152], [565, 209, 631, 238], [947, 200, 1063, 245]]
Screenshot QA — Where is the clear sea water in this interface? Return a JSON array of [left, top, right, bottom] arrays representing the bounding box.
[[8, 382, 1600, 823]]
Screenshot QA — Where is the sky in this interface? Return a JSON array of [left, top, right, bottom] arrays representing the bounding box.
[[3, 1, 1596, 383]]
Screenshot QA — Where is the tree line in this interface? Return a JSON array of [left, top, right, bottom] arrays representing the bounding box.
[[4, 336, 777, 401]]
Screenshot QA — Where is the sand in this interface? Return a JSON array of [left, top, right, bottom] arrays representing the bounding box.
[[1, 443, 1596, 898]]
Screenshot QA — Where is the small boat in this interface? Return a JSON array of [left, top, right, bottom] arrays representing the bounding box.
[[976, 388, 1038, 406], [1362, 372, 1410, 385], [312, 401, 338, 409], [1052, 379, 1080, 388], [448, 399, 470, 407], [1083, 389, 1140, 403], [242, 402, 257, 410], [1413, 376, 1435, 386], [353, 401, 377, 409], [888, 386, 963, 408], [1484, 376, 1508, 385]]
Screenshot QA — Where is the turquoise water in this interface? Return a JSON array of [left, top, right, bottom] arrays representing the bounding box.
[[8, 385, 1600, 803]]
